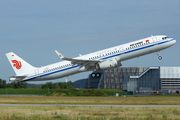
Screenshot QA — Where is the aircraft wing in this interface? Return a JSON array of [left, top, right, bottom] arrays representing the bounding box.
[[55, 50, 102, 66]]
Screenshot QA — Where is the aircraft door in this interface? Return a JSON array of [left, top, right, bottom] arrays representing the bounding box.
[[34, 69, 41, 80], [152, 36, 158, 45], [34, 69, 39, 75], [152, 36, 157, 42], [120, 47, 124, 54]]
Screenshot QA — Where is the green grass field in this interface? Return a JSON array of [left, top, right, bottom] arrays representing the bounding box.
[[0, 105, 180, 120], [0, 95, 180, 119], [0, 90, 180, 119], [0, 95, 180, 105]]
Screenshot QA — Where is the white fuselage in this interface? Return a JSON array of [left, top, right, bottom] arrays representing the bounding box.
[[23, 35, 176, 81]]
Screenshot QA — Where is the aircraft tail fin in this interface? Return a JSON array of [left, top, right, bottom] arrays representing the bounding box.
[[6, 52, 36, 76]]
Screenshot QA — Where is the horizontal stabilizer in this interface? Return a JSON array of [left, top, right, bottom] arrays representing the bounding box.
[[9, 76, 27, 81], [9, 76, 27, 78]]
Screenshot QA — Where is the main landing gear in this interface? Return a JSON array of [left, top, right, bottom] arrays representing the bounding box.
[[91, 73, 101, 78], [157, 52, 162, 60]]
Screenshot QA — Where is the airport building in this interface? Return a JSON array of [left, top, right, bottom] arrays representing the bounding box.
[[74, 66, 180, 94]]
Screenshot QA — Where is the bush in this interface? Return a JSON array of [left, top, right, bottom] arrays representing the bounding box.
[[50, 89, 107, 96], [42, 82, 74, 89]]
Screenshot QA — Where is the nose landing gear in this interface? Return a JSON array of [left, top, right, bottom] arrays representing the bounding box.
[[157, 52, 162, 60]]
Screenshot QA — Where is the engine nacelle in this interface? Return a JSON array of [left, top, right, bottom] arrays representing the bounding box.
[[78, 66, 86, 72], [96, 58, 119, 70]]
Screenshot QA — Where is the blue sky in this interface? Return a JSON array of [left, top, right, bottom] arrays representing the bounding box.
[[0, 1, 180, 83]]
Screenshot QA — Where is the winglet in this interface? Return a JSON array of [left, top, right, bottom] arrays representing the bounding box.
[[55, 50, 65, 59]]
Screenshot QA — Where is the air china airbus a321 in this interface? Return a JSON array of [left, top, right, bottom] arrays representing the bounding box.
[[6, 35, 176, 82]]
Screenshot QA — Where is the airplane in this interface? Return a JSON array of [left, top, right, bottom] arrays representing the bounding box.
[[6, 35, 176, 82]]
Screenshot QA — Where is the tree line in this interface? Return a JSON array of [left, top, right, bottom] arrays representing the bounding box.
[[0, 79, 27, 89], [0, 79, 74, 89]]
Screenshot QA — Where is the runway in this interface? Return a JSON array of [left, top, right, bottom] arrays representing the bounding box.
[[0, 104, 180, 108]]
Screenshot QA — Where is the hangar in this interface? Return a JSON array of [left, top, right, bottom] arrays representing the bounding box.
[[74, 66, 180, 94]]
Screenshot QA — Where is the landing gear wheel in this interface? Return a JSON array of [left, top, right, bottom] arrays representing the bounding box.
[[96, 73, 101, 78], [91, 73, 96, 78], [158, 56, 162, 60], [156, 52, 162, 60]]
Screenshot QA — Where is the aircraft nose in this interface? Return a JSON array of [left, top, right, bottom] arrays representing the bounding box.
[[171, 38, 176, 45], [173, 39, 176, 44]]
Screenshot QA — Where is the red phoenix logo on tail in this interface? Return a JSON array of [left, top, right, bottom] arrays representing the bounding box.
[[11, 60, 22, 69]]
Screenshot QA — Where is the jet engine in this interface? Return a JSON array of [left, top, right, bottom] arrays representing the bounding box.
[[96, 58, 120, 70]]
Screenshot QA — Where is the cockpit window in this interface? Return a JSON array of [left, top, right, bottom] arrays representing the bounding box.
[[162, 37, 169, 40]]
